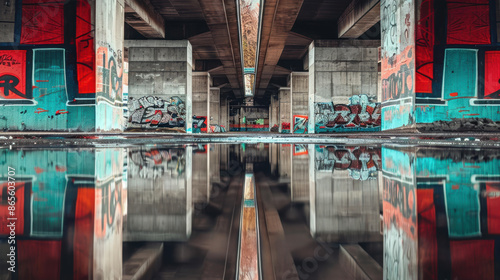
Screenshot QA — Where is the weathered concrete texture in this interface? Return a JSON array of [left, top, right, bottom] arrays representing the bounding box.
[[418, 118, 500, 132], [192, 72, 210, 132], [309, 40, 379, 104], [96, 0, 125, 132], [291, 150, 309, 202], [209, 88, 220, 131], [290, 72, 309, 134], [125, 147, 191, 241], [126, 40, 192, 132], [269, 94, 280, 131], [0, 0, 16, 42], [123, 243, 163, 280], [308, 40, 380, 133], [279, 88, 291, 133], [314, 169, 381, 242]]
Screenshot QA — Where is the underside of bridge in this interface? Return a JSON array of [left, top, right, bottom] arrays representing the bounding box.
[[0, 0, 499, 133]]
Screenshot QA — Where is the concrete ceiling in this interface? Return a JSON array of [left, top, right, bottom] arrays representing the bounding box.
[[124, 0, 381, 99], [255, 0, 380, 98], [125, 0, 243, 97]]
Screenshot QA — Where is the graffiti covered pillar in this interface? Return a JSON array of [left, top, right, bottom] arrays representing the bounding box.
[[95, 0, 125, 132], [308, 40, 381, 133], [289, 72, 309, 134], [192, 72, 210, 133], [412, 0, 500, 131], [126, 40, 192, 132], [380, 0, 416, 131], [209, 87, 221, 132], [278, 87, 291, 133], [0, 0, 97, 131]]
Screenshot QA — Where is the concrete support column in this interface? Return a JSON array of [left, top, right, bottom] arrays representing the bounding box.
[[307, 40, 380, 133], [219, 94, 230, 131], [209, 87, 220, 132], [192, 72, 211, 133], [278, 87, 291, 133], [126, 40, 193, 132], [290, 72, 309, 134], [381, 0, 500, 132], [269, 94, 279, 131]]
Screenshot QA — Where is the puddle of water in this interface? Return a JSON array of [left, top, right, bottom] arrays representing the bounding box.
[[0, 143, 499, 279]]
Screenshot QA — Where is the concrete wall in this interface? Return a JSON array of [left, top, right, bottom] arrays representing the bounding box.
[[269, 94, 280, 131], [219, 94, 230, 131], [308, 40, 381, 133], [126, 40, 192, 132]]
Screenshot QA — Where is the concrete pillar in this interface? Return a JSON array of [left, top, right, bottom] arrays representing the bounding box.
[[192, 72, 210, 133], [278, 87, 291, 133], [219, 94, 230, 131], [381, 0, 500, 132], [269, 94, 279, 131], [126, 40, 193, 132], [0, 0, 125, 132], [290, 72, 309, 134], [209, 87, 220, 132], [278, 144, 292, 182], [307, 40, 380, 133]]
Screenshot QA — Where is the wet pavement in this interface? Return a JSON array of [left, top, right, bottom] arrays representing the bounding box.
[[1, 142, 500, 279]]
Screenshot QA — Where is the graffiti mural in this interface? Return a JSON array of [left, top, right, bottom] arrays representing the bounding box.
[[281, 122, 290, 133], [315, 95, 381, 132], [315, 145, 381, 180], [210, 124, 226, 133], [193, 116, 207, 133], [128, 96, 186, 129], [412, 0, 500, 129], [0, 50, 28, 101], [293, 115, 308, 134], [0, 0, 100, 131]]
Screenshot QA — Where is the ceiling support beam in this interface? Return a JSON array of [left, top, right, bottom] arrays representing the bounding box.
[[338, 0, 380, 39], [125, 0, 165, 38], [255, 0, 305, 97]]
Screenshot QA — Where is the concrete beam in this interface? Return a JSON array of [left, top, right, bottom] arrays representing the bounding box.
[[125, 0, 165, 38], [338, 0, 380, 39]]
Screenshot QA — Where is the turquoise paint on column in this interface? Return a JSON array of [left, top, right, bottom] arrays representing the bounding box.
[[442, 49, 477, 99]]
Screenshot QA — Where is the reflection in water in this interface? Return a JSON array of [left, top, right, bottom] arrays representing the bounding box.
[[1, 144, 499, 279]]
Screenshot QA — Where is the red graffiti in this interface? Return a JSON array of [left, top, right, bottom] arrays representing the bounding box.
[[55, 109, 69, 115], [35, 108, 49, 114]]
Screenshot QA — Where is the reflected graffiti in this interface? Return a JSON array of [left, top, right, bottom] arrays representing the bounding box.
[[129, 148, 186, 179], [315, 146, 381, 180]]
